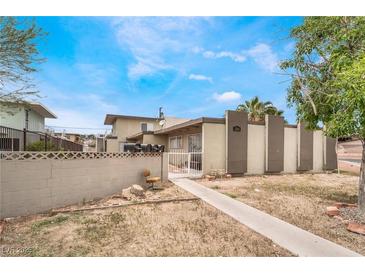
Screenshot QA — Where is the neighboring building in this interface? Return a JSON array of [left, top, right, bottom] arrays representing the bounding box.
[[103, 110, 338, 177], [0, 102, 83, 152], [104, 114, 189, 152], [0, 102, 57, 132], [53, 132, 82, 144]]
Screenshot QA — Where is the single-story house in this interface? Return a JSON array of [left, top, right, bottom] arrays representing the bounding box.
[[104, 110, 337, 177]]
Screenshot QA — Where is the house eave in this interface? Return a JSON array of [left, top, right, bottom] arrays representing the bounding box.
[[153, 117, 225, 135], [104, 114, 161, 125]]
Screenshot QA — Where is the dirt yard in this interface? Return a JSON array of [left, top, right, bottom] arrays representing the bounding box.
[[197, 173, 365, 255], [0, 181, 291, 257]]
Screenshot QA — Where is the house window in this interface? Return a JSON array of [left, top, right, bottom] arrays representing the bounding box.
[[169, 136, 182, 149], [188, 133, 202, 152], [141, 122, 154, 132]]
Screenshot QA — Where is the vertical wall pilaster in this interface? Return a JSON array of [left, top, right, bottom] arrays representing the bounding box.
[[297, 122, 314, 171], [265, 115, 284, 173], [225, 110, 248, 175], [324, 137, 337, 170]]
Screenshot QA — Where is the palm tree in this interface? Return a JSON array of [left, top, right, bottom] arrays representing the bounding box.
[[236, 96, 284, 122]]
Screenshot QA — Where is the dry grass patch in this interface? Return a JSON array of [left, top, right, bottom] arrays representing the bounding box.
[[197, 173, 365, 255], [0, 181, 291, 257]]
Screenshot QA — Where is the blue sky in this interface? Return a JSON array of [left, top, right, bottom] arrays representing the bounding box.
[[33, 17, 303, 133]]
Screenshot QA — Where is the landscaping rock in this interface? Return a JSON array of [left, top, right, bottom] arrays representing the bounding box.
[[326, 206, 340, 216], [0, 221, 4, 234], [121, 187, 132, 200], [347, 222, 365, 235], [334, 202, 357, 209], [130, 184, 145, 196]]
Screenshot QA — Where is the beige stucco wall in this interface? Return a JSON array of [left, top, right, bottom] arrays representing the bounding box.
[[202, 123, 225, 174], [142, 134, 168, 147], [163, 117, 190, 128], [0, 153, 168, 218], [112, 116, 188, 143], [313, 130, 324, 171], [284, 127, 297, 173], [113, 118, 161, 142], [106, 138, 119, 152], [246, 124, 265, 175]]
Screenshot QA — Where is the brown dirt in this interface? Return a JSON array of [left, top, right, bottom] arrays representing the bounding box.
[[0, 181, 291, 257], [197, 173, 365, 255]]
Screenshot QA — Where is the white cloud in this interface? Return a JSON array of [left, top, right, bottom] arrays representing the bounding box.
[[86, 94, 119, 113], [188, 74, 213, 83], [195, 43, 278, 72], [112, 17, 208, 80], [202, 50, 246, 63], [213, 91, 241, 103], [128, 58, 170, 80], [247, 43, 279, 72], [191, 46, 204, 54]]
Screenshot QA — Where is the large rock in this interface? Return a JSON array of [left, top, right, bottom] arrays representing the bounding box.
[[334, 202, 357, 209], [326, 206, 340, 216], [347, 222, 365, 235], [130, 184, 145, 196]]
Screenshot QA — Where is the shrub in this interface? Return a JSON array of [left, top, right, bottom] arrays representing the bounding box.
[[26, 140, 59, 151]]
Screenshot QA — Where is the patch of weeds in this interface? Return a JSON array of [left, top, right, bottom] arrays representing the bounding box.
[[211, 185, 220, 190], [260, 183, 357, 203], [69, 211, 83, 220], [31, 215, 69, 232], [225, 192, 238, 199], [82, 225, 107, 242], [65, 245, 91, 257], [108, 212, 125, 225], [80, 217, 98, 225], [322, 191, 357, 204]]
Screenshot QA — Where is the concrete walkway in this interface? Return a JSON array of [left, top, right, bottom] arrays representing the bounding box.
[[171, 177, 361, 257]]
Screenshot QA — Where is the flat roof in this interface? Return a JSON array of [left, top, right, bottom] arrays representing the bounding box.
[[154, 117, 225, 135], [104, 114, 161, 125]]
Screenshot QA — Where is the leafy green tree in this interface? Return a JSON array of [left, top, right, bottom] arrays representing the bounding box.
[[0, 17, 46, 107], [236, 96, 284, 121], [280, 17, 365, 211]]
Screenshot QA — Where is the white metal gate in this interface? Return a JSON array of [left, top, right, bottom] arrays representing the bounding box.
[[168, 152, 203, 178]]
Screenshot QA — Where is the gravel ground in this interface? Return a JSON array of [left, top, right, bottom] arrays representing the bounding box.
[[340, 207, 365, 224]]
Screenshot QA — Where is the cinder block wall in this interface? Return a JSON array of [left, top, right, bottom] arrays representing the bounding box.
[[222, 111, 337, 176], [0, 153, 168, 218]]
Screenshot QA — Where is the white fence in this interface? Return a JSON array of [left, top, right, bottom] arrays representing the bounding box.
[[168, 152, 203, 178]]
